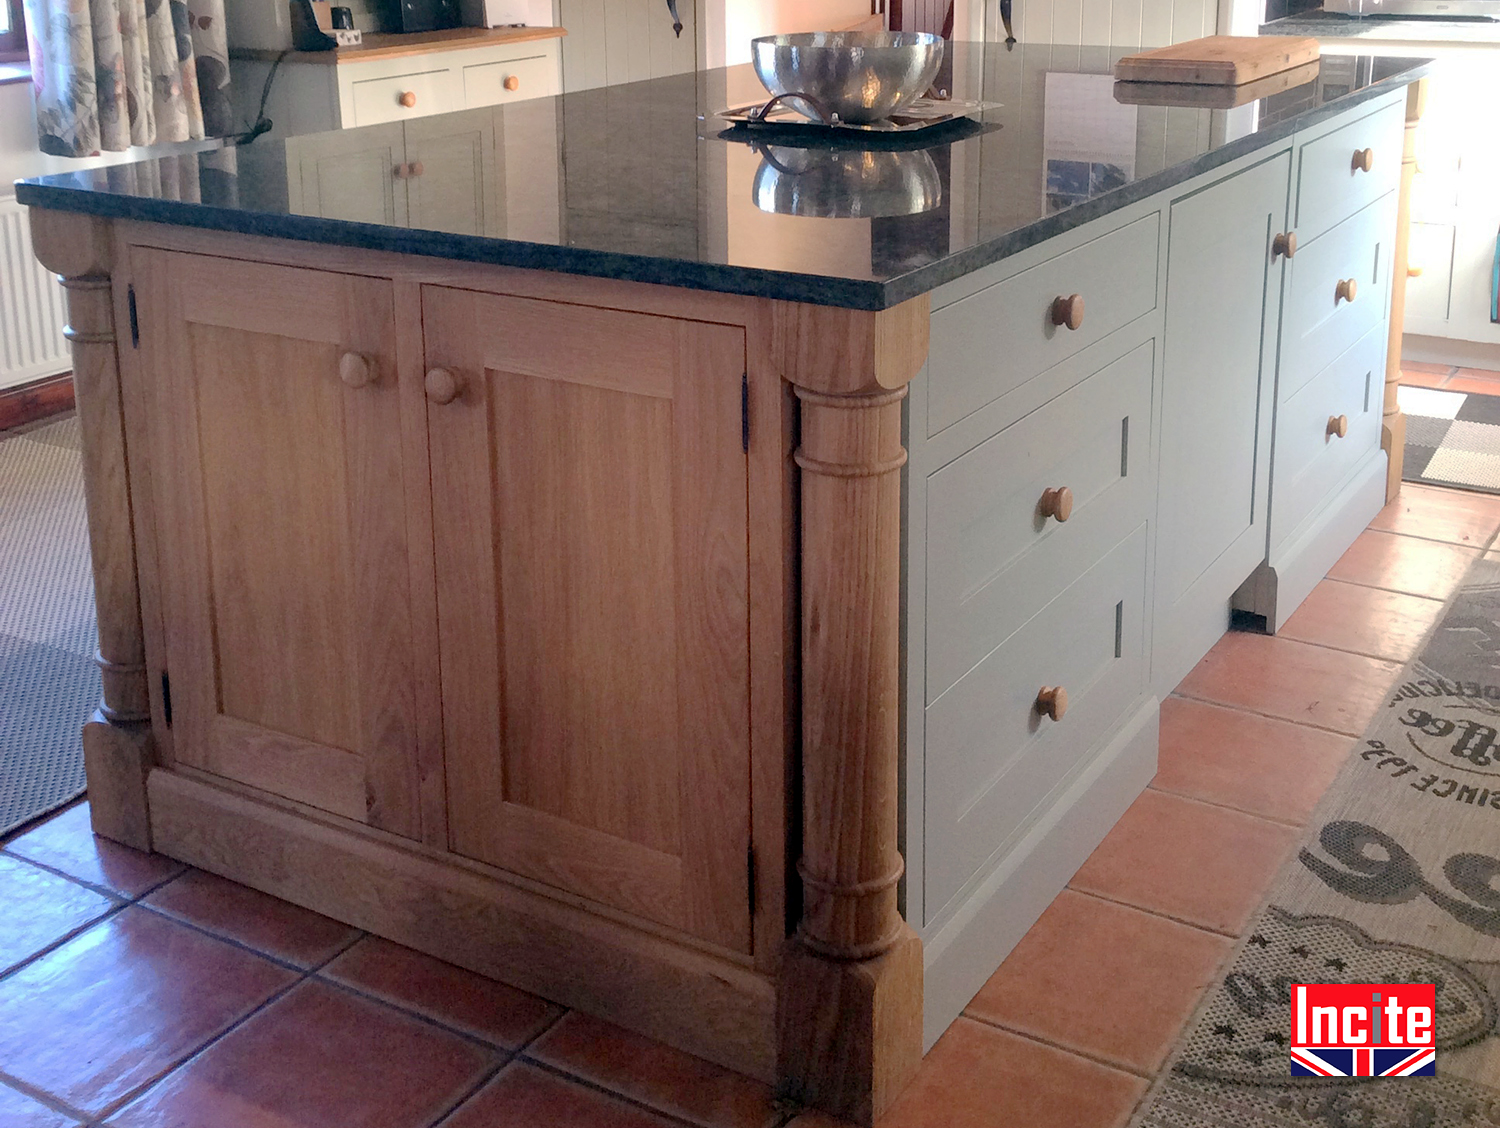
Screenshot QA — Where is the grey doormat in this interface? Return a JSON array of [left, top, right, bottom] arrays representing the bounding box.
[[1133, 553, 1500, 1126], [0, 416, 97, 837], [1400, 385, 1500, 495]]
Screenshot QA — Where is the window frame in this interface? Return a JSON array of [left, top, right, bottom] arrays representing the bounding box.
[[0, 0, 28, 64]]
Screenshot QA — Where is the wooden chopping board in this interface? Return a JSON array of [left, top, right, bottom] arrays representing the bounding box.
[[1114, 35, 1320, 86]]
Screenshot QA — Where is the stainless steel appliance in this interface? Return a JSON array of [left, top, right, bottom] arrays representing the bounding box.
[[1323, 0, 1500, 17]]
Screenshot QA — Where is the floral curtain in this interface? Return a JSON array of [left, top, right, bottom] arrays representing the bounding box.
[[23, 0, 232, 158]]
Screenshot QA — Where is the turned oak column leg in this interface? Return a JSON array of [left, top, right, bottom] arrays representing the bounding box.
[[1384, 78, 1427, 503], [775, 297, 930, 1127], [29, 209, 154, 850]]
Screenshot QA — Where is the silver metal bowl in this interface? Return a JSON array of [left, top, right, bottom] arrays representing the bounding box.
[[750, 31, 946, 125], [751, 146, 942, 218]]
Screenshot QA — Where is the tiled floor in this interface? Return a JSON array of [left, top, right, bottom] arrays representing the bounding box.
[[4, 440, 1500, 1127]]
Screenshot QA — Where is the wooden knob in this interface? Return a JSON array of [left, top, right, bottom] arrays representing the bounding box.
[[1050, 294, 1084, 331], [1036, 686, 1068, 721], [1272, 231, 1297, 260], [424, 367, 463, 405], [503, 74, 520, 91], [1352, 147, 1373, 173], [1408, 265, 1424, 278], [1038, 486, 1074, 523], [399, 91, 417, 108], [1336, 278, 1357, 304], [338, 351, 373, 389], [409, 161, 424, 178], [393, 163, 409, 179], [1327, 414, 1349, 439]]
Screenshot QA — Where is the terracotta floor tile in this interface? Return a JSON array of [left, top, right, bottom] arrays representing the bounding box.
[[0, 1083, 79, 1127], [1069, 790, 1299, 934], [0, 906, 294, 1117], [1175, 632, 1401, 737], [790, 1018, 1145, 1128], [1367, 483, 1500, 548], [0, 853, 116, 974], [1443, 373, 1500, 396], [1400, 371, 1450, 389], [964, 890, 1230, 1074], [1401, 361, 1455, 376], [107, 979, 499, 1128], [3, 804, 183, 898], [1327, 530, 1481, 602], [1152, 698, 1350, 825], [1277, 579, 1447, 663], [143, 869, 360, 968], [441, 1062, 680, 1128], [321, 937, 560, 1048], [528, 1011, 777, 1128]]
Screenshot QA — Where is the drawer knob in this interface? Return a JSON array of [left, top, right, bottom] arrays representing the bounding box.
[[393, 163, 407, 179], [1038, 485, 1074, 523], [1336, 278, 1358, 305], [339, 351, 373, 389], [409, 161, 425, 178], [425, 367, 464, 405], [504, 75, 520, 91], [1327, 414, 1349, 439], [399, 90, 417, 108], [1036, 686, 1069, 722], [1050, 293, 1084, 331], [1408, 265, 1424, 278], [1352, 147, 1374, 173], [1272, 231, 1297, 260]]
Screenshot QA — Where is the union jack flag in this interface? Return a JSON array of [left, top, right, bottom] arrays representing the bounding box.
[[1290, 1047, 1437, 1077]]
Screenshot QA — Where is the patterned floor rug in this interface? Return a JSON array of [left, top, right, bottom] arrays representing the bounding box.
[[0, 415, 97, 836], [1132, 552, 1500, 1127], [1401, 385, 1500, 495]]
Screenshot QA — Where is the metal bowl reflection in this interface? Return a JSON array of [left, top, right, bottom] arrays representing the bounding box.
[[751, 146, 942, 219], [750, 31, 945, 125]]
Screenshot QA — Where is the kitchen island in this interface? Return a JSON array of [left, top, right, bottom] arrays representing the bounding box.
[[17, 41, 1430, 1124]]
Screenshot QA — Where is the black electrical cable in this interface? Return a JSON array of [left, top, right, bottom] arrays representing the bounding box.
[[232, 49, 291, 146]]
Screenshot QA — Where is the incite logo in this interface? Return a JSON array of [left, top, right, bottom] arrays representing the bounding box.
[[1290, 983, 1437, 1078]]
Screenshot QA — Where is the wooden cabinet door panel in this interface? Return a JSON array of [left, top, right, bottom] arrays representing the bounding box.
[[135, 250, 434, 840], [423, 286, 751, 952]]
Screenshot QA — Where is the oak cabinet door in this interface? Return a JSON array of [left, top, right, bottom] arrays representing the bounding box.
[[135, 250, 436, 841], [422, 285, 752, 953]]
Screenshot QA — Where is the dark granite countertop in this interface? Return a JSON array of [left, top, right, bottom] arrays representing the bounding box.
[[15, 41, 1431, 310], [1262, 11, 1500, 44]]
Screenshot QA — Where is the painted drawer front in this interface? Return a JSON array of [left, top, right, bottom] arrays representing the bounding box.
[[462, 54, 557, 108], [1270, 325, 1385, 559], [351, 68, 461, 126], [926, 213, 1159, 437], [1279, 194, 1393, 405], [1294, 99, 1403, 245], [924, 524, 1148, 924], [924, 341, 1153, 704]]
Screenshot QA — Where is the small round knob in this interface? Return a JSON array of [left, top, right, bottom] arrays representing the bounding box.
[[399, 91, 417, 108], [393, 163, 410, 179], [1272, 231, 1297, 260], [409, 161, 424, 178], [1336, 278, 1358, 305], [1327, 414, 1349, 439], [1408, 265, 1424, 278], [424, 367, 463, 405], [1050, 294, 1084, 331], [1038, 486, 1074, 523], [339, 351, 373, 389], [1036, 686, 1068, 722], [503, 74, 520, 91], [1352, 147, 1374, 173]]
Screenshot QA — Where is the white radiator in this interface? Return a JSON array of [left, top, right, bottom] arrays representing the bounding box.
[[0, 196, 70, 391]]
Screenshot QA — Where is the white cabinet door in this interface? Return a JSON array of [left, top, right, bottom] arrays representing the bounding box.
[[287, 125, 409, 227], [403, 109, 501, 236], [1153, 151, 1290, 695], [559, 0, 697, 92]]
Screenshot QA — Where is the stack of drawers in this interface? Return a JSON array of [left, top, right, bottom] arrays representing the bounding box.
[[1269, 101, 1404, 567]]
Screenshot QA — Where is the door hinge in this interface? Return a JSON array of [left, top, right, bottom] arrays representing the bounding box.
[[127, 285, 139, 349], [747, 843, 757, 917], [741, 372, 749, 453], [160, 670, 172, 727]]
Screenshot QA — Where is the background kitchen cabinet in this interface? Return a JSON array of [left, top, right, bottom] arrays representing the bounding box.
[[403, 110, 502, 235], [287, 124, 410, 226], [134, 250, 440, 843], [558, 0, 698, 91], [421, 286, 754, 954]]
